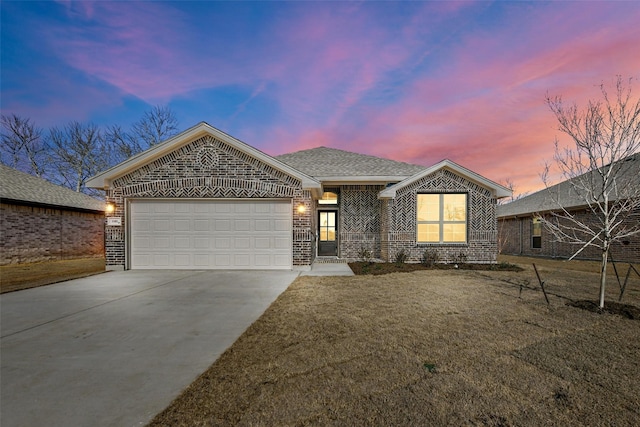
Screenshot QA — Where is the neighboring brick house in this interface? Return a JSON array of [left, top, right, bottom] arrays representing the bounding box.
[[87, 122, 510, 270], [0, 165, 105, 265], [497, 154, 640, 264]]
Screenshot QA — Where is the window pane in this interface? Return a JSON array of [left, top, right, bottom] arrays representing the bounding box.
[[320, 212, 327, 226], [443, 194, 466, 221], [417, 223, 440, 242], [417, 194, 440, 221], [327, 229, 335, 241], [443, 224, 466, 242], [532, 218, 541, 237], [318, 192, 338, 205], [532, 236, 541, 249], [327, 213, 335, 227]]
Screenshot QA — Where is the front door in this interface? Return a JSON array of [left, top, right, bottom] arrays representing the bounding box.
[[318, 211, 337, 256]]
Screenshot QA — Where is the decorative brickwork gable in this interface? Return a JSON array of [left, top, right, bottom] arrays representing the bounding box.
[[381, 169, 498, 263], [104, 135, 312, 269]]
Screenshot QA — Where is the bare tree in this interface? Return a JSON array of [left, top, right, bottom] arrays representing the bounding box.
[[542, 76, 640, 309], [48, 121, 110, 193], [104, 105, 179, 164], [497, 178, 529, 205], [104, 124, 143, 164], [131, 105, 179, 148], [1, 114, 47, 177]]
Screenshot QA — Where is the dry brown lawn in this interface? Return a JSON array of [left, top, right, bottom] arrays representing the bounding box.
[[0, 257, 106, 293], [149, 256, 640, 426]]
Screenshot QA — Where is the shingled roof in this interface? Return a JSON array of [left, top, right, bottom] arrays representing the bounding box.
[[0, 165, 105, 212], [498, 153, 640, 218], [275, 146, 426, 179]]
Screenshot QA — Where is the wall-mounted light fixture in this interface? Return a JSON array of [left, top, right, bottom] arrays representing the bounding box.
[[297, 204, 306, 214], [105, 203, 115, 214]]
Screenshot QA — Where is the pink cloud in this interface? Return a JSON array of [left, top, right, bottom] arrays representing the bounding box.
[[25, 1, 640, 197]]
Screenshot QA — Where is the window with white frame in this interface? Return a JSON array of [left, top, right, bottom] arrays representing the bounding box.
[[417, 193, 467, 243]]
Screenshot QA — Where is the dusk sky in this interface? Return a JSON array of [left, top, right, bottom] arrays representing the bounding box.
[[2, 1, 639, 194]]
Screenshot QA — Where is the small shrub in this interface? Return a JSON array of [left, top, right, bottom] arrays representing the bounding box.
[[453, 251, 468, 265], [394, 249, 409, 264], [423, 362, 437, 373], [422, 248, 439, 266], [357, 246, 373, 263]]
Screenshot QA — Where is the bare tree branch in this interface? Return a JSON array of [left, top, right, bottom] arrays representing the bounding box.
[[542, 75, 640, 308], [131, 105, 179, 149], [1, 114, 47, 177], [47, 121, 110, 194]]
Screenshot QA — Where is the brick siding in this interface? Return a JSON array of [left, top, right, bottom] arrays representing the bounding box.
[[104, 135, 313, 269], [498, 208, 640, 264], [337, 185, 383, 259], [380, 169, 498, 264], [1, 202, 104, 265]]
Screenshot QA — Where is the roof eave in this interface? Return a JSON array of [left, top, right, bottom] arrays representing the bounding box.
[[1, 197, 105, 214], [317, 175, 409, 186], [378, 159, 512, 199]]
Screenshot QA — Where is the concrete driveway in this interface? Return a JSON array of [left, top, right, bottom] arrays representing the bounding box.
[[0, 269, 298, 427]]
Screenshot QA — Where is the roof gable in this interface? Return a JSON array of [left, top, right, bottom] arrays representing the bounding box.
[[0, 165, 105, 212], [87, 122, 321, 192], [275, 147, 425, 182], [378, 159, 512, 199]]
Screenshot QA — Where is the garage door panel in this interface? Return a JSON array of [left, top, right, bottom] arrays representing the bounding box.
[[234, 238, 251, 249], [194, 238, 210, 249], [254, 237, 270, 249], [153, 254, 170, 267], [254, 219, 270, 231], [234, 204, 251, 214], [174, 237, 190, 249], [174, 220, 190, 231], [130, 200, 292, 270], [153, 237, 170, 249], [215, 219, 230, 231], [153, 204, 171, 214], [215, 237, 231, 249], [133, 219, 151, 231], [273, 254, 292, 267], [214, 254, 231, 267], [274, 219, 290, 231], [234, 254, 250, 266], [234, 219, 250, 231], [194, 219, 209, 231], [175, 254, 190, 266]]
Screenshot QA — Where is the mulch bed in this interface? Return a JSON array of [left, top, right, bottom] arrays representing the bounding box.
[[568, 300, 640, 320], [348, 261, 523, 275]]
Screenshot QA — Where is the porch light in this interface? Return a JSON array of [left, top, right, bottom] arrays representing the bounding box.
[[105, 203, 115, 214], [297, 204, 306, 214]]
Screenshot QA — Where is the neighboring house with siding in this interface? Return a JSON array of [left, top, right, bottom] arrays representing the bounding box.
[[87, 122, 511, 271], [497, 153, 640, 264], [0, 165, 105, 265]]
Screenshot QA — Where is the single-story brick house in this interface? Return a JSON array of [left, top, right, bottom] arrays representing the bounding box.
[[0, 164, 105, 265], [497, 153, 639, 263], [87, 122, 511, 270]]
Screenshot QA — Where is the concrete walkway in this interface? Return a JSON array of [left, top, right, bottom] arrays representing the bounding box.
[[300, 262, 355, 276], [0, 269, 298, 427]]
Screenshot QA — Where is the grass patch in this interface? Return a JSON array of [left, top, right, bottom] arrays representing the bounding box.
[[0, 257, 105, 293], [149, 261, 640, 426]]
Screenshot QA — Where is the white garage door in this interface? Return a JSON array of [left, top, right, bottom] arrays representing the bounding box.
[[129, 200, 292, 270]]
